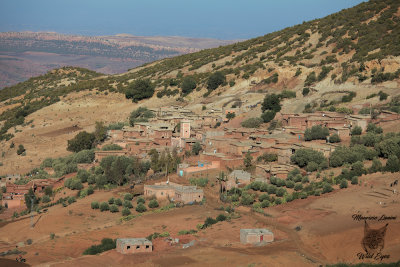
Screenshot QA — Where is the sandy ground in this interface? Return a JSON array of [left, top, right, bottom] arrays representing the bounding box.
[[0, 172, 399, 267]]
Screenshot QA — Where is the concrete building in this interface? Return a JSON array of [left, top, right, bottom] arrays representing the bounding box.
[[116, 238, 152, 254], [240, 229, 274, 244], [144, 181, 204, 204]]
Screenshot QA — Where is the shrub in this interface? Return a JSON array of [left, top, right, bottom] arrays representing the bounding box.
[[261, 111, 276, 123], [189, 177, 209, 187], [129, 107, 154, 126], [291, 148, 326, 168], [109, 204, 119, 213], [385, 155, 400, 173], [136, 203, 147, 213], [240, 192, 255, 206], [340, 179, 348, 189], [216, 214, 227, 222], [329, 134, 341, 143], [285, 180, 295, 188], [351, 126, 362, 136], [178, 229, 197, 235], [114, 198, 122, 206], [294, 183, 303, 191], [148, 199, 159, 208], [83, 238, 116, 255], [137, 197, 145, 204], [191, 142, 202, 155], [181, 76, 197, 95], [108, 197, 115, 204], [67, 131, 95, 153], [42, 195, 51, 203], [280, 90, 296, 99], [123, 200, 133, 209], [101, 144, 123, 151], [17, 144, 26, 155], [351, 176, 358, 185], [67, 196, 76, 204], [100, 202, 109, 212], [304, 125, 329, 141], [322, 183, 333, 194], [369, 158, 382, 173], [276, 187, 286, 197], [122, 207, 131, 216], [261, 199, 270, 208], [64, 178, 83, 190], [366, 123, 383, 134], [125, 79, 155, 103], [207, 72, 226, 91], [241, 117, 263, 128], [91, 201, 99, 209], [306, 161, 319, 172], [124, 193, 133, 201], [262, 94, 281, 113], [204, 217, 218, 227], [302, 87, 310, 96], [50, 233, 55, 240]]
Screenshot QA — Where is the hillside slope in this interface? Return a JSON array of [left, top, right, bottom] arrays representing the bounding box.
[[1, 0, 400, 174]]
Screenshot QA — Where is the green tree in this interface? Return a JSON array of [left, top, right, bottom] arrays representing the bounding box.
[[125, 79, 155, 103], [94, 121, 107, 144], [192, 142, 202, 156], [329, 133, 341, 143], [261, 111, 276, 123], [244, 152, 254, 171], [241, 117, 263, 128], [226, 112, 235, 120], [385, 155, 400, 173], [148, 199, 159, 208], [261, 94, 281, 113], [181, 76, 197, 95], [17, 144, 26, 155], [129, 107, 154, 126], [207, 72, 226, 91], [25, 188, 38, 211], [351, 126, 362, 136], [136, 203, 147, 213], [67, 131, 95, 152]]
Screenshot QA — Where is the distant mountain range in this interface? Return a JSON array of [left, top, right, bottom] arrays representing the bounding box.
[[0, 32, 237, 88]]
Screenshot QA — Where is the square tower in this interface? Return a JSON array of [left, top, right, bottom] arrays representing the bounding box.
[[180, 120, 191, 139]]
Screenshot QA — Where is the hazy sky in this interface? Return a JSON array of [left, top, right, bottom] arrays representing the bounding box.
[[0, 0, 365, 40]]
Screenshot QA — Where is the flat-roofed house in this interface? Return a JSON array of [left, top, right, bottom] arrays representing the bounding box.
[[116, 238, 152, 254], [144, 181, 204, 204], [240, 229, 274, 244]]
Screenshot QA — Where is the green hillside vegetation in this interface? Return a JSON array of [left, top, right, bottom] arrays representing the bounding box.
[[1, 0, 400, 141]]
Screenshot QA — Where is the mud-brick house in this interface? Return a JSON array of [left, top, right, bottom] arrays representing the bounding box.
[[94, 150, 128, 162], [282, 114, 308, 130], [255, 164, 294, 179], [347, 114, 370, 131], [329, 126, 351, 137], [116, 238, 152, 254], [177, 161, 220, 178], [226, 170, 251, 190], [121, 126, 142, 139], [240, 229, 274, 244], [144, 181, 204, 204], [0, 174, 20, 187]]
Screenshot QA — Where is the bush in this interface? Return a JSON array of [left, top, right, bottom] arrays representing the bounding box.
[[385, 155, 400, 173], [67, 131, 95, 153], [91, 201, 99, 209], [42, 195, 51, 203], [241, 117, 263, 128], [351, 176, 358, 185], [123, 200, 133, 209], [122, 207, 131, 216], [125, 79, 155, 103], [261, 199, 270, 208], [204, 217, 218, 227], [291, 148, 326, 168], [240, 192, 255, 206], [136, 203, 147, 213], [189, 177, 209, 187], [109, 204, 119, 213], [322, 183, 333, 194], [369, 158, 382, 173], [261, 94, 281, 113], [129, 107, 154, 126], [207, 72, 226, 91], [304, 125, 329, 141], [50, 233, 55, 240], [280, 90, 296, 99], [191, 142, 202, 155], [366, 123, 383, 134], [100, 202, 109, 212], [114, 198, 122, 206], [137, 197, 145, 204], [276, 187, 286, 197], [302, 87, 310, 96], [83, 238, 116, 255], [216, 214, 227, 222], [261, 111, 276, 123], [329, 134, 341, 143], [108, 197, 115, 204], [67, 196, 76, 204], [351, 126, 362, 136], [340, 179, 348, 189], [124, 193, 133, 201], [306, 161, 319, 172], [294, 183, 303, 191], [181, 76, 197, 95], [17, 144, 26, 155], [64, 178, 83, 190], [101, 144, 123, 151], [148, 199, 159, 208]]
